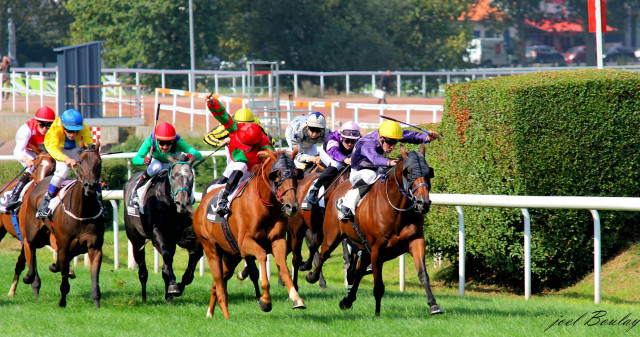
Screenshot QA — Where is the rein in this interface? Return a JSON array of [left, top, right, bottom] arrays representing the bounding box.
[[60, 182, 103, 221], [169, 161, 193, 201], [383, 164, 416, 212]]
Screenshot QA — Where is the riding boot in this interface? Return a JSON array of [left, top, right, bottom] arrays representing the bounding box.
[[216, 170, 243, 216], [130, 171, 151, 206], [339, 180, 373, 220], [5, 173, 31, 211], [36, 185, 59, 219], [306, 166, 338, 204]]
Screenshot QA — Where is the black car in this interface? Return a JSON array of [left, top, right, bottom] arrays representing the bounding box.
[[525, 45, 566, 66], [603, 46, 637, 64]]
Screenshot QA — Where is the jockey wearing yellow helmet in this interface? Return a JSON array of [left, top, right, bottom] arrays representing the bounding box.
[[337, 120, 439, 220]]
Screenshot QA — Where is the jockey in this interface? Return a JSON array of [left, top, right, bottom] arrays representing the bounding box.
[[285, 111, 330, 170], [4, 106, 56, 211], [130, 122, 202, 205], [36, 109, 95, 218], [337, 120, 439, 220], [205, 94, 273, 216], [305, 121, 361, 204]]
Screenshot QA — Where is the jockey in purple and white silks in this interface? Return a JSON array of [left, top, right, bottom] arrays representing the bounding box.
[[285, 112, 330, 170], [305, 121, 361, 204]]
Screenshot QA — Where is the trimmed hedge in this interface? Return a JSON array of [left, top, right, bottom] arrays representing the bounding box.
[[423, 69, 640, 291]]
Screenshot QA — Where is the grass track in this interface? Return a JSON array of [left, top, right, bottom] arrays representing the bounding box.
[[0, 225, 638, 336]]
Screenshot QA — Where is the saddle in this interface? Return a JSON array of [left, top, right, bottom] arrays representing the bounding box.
[[126, 177, 154, 217], [300, 178, 326, 211], [205, 176, 253, 223], [48, 180, 78, 214], [0, 181, 34, 213]]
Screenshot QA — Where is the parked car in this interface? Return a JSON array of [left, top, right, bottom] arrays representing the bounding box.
[[603, 46, 637, 64], [525, 45, 566, 66], [564, 46, 586, 65]]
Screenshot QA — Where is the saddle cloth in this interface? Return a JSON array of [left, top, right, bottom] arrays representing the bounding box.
[[0, 180, 34, 213], [335, 174, 382, 220], [205, 177, 252, 223], [300, 178, 326, 211], [126, 178, 154, 217], [48, 180, 78, 213]]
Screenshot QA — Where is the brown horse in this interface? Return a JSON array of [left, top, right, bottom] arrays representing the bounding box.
[[0, 146, 56, 297], [193, 148, 305, 319], [306, 145, 444, 316], [20, 143, 105, 308]]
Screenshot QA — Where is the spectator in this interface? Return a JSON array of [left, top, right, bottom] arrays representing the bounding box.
[[1, 56, 12, 100], [377, 70, 392, 104]]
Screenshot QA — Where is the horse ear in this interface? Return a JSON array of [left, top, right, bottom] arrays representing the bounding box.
[[420, 144, 426, 157], [290, 146, 299, 159], [257, 151, 269, 160], [96, 140, 101, 153], [427, 167, 435, 179], [400, 146, 408, 160], [295, 168, 304, 180], [79, 138, 85, 149], [268, 170, 280, 181], [167, 154, 177, 164]]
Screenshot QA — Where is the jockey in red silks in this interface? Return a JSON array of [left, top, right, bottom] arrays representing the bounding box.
[[205, 94, 274, 216], [4, 106, 56, 211]]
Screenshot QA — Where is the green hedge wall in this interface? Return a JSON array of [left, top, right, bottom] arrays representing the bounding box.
[[423, 69, 640, 291]]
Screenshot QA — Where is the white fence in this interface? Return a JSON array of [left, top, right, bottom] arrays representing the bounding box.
[[1, 151, 638, 303]]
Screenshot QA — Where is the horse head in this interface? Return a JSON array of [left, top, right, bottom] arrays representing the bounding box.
[[167, 153, 196, 213], [398, 145, 434, 214], [76, 142, 102, 196], [259, 148, 303, 217], [29, 144, 55, 183]]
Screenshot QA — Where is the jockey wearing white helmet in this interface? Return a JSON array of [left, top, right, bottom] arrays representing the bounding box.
[[285, 111, 330, 169]]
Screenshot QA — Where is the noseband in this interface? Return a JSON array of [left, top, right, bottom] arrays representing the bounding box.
[[381, 156, 431, 212], [169, 161, 194, 203]]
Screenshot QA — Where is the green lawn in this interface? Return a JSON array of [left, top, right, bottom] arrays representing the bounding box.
[[0, 222, 638, 337]]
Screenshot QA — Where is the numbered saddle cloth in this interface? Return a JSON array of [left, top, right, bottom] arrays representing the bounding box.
[[0, 181, 34, 213], [205, 177, 253, 223], [300, 178, 326, 211]]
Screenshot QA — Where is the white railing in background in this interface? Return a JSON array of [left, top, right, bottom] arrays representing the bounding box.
[[2, 153, 639, 303]]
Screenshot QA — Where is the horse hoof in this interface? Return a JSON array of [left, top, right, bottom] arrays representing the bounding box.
[[305, 273, 317, 284], [69, 270, 76, 279], [236, 270, 248, 281], [167, 283, 180, 294], [258, 299, 272, 312], [59, 299, 67, 307], [339, 297, 352, 310], [94, 300, 101, 308], [292, 299, 306, 309], [49, 263, 60, 273], [299, 261, 310, 271], [22, 274, 34, 285], [429, 304, 444, 315]]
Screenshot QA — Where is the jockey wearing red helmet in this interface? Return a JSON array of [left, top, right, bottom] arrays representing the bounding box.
[[3, 106, 56, 211], [205, 94, 273, 216], [129, 122, 202, 206]]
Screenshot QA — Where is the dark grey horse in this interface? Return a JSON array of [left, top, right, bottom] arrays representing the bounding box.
[[123, 153, 203, 303]]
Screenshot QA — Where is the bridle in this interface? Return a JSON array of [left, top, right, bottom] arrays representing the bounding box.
[[168, 161, 195, 203], [255, 157, 296, 207], [63, 148, 103, 221], [382, 158, 431, 212]]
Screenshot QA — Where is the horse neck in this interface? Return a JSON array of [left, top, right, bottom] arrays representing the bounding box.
[[254, 159, 276, 206], [67, 181, 99, 216], [373, 162, 409, 210], [33, 156, 54, 183]]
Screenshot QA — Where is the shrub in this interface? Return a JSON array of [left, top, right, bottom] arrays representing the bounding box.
[[424, 69, 640, 291]]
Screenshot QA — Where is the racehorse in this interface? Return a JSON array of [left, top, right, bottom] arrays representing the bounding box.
[[193, 148, 305, 319], [306, 145, 444, 316], [123, 153, 202, 303], [0, 145, 56, 297], [20, 143, 105, 308]]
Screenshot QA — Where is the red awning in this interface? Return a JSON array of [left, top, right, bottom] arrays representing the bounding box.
[[526, 19, 616, 33]]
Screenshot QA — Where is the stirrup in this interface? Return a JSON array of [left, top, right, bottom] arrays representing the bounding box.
[[216, 199, 229, 216], [306, 187, 320, 204], [340, 206, 353, 219], [35, 207, 50, 219]]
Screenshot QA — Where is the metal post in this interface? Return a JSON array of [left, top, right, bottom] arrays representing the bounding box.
[[346, 74, 350, 95], [591, 209, 601, 304], [399, 254, 405, 292], [456, 206, 465, 296], [522, 208, 531, 300], [111, 200, 119, 269]]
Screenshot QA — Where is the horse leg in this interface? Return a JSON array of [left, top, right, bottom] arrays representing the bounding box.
[[48, 233, 75, 279], [132, 243, 148, 301], [243, 240, 272, 312], [300, 228, 318, 271], [8, 246, 26, 297], [152, 228, 179, 300], [339, 252, 371, 311], [370, 251, 385, 316], [203, 245, 228, 319], [306, 227, 342, 284], [177, 243, 204, 296], [22, 239, 37, 285], [88, 247, 103, 308], [409, 239, 443, 315], [271, 237, 306, 309], [57, 250, 70, 308], [243, 257, 261, 300]]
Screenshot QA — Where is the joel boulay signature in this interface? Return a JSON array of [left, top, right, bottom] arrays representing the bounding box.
[[545, 310, 639, 333]]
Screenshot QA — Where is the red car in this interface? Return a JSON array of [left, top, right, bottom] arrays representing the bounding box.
[[564, 46, 586, 65]]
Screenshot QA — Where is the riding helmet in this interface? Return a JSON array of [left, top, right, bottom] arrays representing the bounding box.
[[378, 120, 403, 139], [60, 109, 84, 131], [35, 106, 56, 122], [155, 122, 177, 141]]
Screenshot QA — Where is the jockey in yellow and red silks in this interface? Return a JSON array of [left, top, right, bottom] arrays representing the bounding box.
[[205, 94, 273, 216]]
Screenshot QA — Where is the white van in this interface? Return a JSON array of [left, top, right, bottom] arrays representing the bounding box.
[[465, 38, 509, 67]]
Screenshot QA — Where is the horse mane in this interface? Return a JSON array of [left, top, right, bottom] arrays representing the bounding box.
[[171, 152, 191, 162], [251, 148, 287, 175]]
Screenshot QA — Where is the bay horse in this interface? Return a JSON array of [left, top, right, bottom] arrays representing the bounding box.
[[123, 153, 203, 303], [0, 145, 55, 297], [306, 145, 444, 316], [193, 148, 305, 319], [20, 143, 105, 308]]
